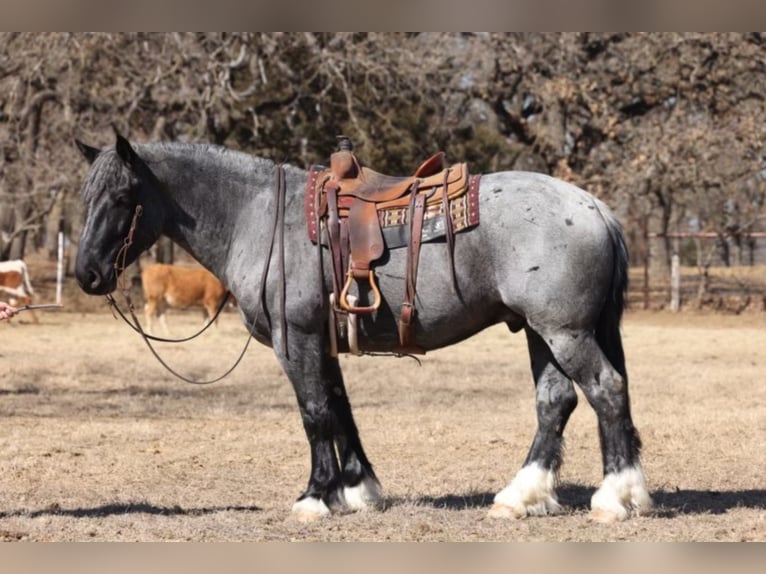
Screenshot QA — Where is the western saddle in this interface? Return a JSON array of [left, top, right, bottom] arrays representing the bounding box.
[[305, 137, 480, 355]]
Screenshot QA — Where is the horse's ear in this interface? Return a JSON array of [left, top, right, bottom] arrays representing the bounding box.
[[115, 133, 139, 167], [75, 139, 101, 164]]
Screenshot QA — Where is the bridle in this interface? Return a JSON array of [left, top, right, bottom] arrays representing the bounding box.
[[106, 205, 231, 345], [105, 164, 288, 385]]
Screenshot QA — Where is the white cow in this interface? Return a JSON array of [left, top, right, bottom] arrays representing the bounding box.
[[0, 259, 37, 322]]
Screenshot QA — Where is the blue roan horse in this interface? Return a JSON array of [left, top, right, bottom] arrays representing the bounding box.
[[74, 134, 652, 523]]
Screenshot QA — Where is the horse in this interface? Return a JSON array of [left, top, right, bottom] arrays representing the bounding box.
[[140, 263, 228, 335], [73, 134, 652, 523]]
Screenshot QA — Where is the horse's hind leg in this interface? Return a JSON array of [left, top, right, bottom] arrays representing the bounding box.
[[490, 326, 577, 518], [542, 328, 652, 522]]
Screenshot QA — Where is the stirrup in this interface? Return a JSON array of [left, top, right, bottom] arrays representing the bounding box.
[[329, 294, 361, 357], [339, 269, 381, 314]]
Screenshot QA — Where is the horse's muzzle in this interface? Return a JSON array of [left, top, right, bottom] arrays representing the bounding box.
[[75, 262, 116, 296]]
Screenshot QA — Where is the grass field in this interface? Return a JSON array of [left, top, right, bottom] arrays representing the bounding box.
[[0, 304, 763, 541]]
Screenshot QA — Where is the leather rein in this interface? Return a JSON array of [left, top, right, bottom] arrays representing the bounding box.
[[106, 165, 288, 385]]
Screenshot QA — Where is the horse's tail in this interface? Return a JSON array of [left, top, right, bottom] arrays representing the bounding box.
[[593, 201, 629, 381]]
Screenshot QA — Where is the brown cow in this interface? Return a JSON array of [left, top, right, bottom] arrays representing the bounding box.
[[0, 260, 38, 323], [141, 263, 229, 334]]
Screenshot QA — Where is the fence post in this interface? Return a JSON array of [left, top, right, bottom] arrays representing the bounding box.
[[642, 217, 649, 310], [56, 231, 64, 305], [670, 253, 680, 312]]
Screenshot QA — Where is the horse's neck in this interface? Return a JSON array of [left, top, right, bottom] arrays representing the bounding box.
[[145, 145, 277, 276]]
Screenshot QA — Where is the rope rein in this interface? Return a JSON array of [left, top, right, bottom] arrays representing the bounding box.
[[107, 164, 288, 385]]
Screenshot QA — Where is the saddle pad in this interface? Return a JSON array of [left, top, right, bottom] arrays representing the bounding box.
[[379, 175, 481, 248]]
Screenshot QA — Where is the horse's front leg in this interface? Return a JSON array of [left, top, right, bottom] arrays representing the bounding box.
[[278, 333, 380, 521]]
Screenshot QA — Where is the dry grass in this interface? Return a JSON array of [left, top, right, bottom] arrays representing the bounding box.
[[0, 304, 764, 541]]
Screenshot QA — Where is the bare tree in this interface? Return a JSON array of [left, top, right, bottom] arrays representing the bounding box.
[[1, 32, 764, 277]]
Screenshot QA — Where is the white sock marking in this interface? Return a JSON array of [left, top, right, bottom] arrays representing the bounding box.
[[343, 476, 382, 511], [591, 465, 652, 520], [492, 463, 561, 517]]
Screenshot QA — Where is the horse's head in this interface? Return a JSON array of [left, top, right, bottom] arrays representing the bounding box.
[[74, 133, 165, 295]]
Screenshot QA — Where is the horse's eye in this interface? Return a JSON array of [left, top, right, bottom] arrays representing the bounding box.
[[115, 194, 133, 207]]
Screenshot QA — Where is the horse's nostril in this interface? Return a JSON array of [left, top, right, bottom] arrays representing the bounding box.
[[87, 269, 102, 290]]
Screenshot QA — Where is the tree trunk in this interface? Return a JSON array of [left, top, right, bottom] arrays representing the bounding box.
[[155, 237, 175, 264], [9, 228, 26, 260]]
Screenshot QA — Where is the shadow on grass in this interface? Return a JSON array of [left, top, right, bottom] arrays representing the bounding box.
[[650, 488, 766, 517], [416, 484, 766, 517], [0, 502, 261, 520], [0, 386, 40, 396]]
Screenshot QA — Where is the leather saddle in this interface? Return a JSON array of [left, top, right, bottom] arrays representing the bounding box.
[[305, 137, 480, 354]]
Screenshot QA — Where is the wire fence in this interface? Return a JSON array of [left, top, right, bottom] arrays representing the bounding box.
[[630, 228, 766, 313]]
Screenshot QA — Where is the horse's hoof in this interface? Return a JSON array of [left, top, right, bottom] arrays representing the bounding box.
[[492, 463, 562, 518], [487, 503, 526, 519], [588, 508, 625, 523], [291, 497, 331, 522], [293, 512, 318, 523], [590, 465, 652, 523], [343, 477, 383, 511]]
